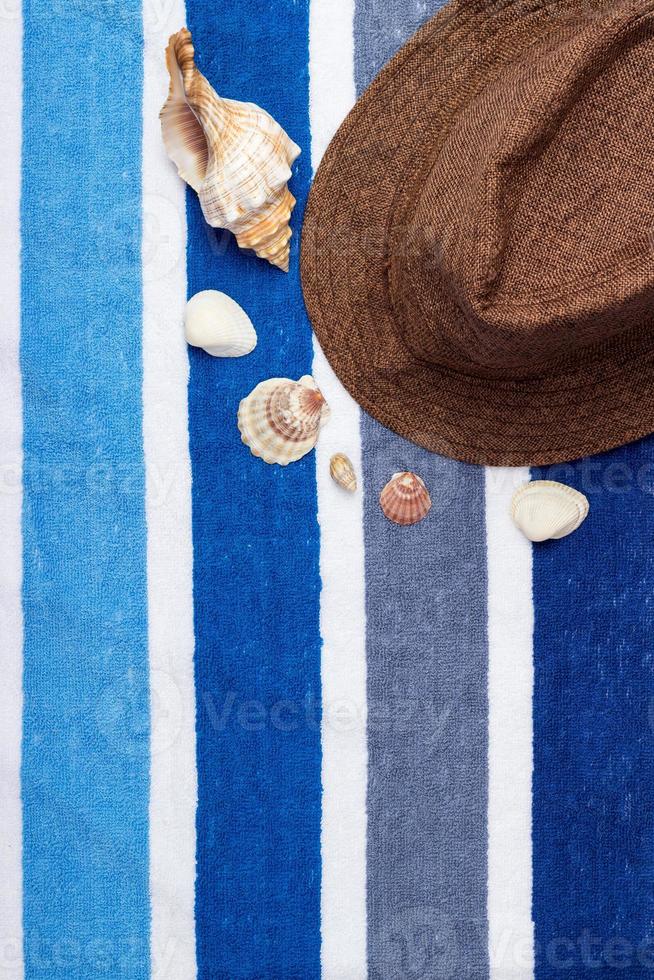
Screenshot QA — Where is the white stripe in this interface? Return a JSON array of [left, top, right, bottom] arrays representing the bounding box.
[[485, 467, 535, 980], [309, 4, 367, 979], [142, 5, 197, 979], [0, 1, 24, 977]]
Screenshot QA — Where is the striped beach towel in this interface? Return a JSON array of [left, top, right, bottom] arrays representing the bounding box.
[[3, 0, 654, 977]]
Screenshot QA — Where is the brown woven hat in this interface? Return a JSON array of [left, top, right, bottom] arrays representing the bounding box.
[[301, 0, 654, 466]]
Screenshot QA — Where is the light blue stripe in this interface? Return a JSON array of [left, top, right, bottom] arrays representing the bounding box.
[[20, 2, 150, 977]]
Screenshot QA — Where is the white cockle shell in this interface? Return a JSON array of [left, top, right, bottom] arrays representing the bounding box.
[[185, 290, 257, 357], [511, 480, 589, 542]]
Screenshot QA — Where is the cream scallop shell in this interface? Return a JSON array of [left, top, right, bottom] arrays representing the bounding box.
[[511, 480, 589, 542], [329, 453, 357, 492], [185, 290, 257, 357], [160, 28, 301, 271], [238, 376, 330, 465], [379, 472, 432, 526]]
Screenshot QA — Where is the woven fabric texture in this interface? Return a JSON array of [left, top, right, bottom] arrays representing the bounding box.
[[301, 0, 654, 465]]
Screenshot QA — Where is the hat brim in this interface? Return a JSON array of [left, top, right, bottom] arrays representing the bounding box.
[[300, 0, 654, 466]]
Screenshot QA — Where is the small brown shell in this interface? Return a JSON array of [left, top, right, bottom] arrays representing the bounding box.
[[329, 453, 357, 492], [379, 471, 431, 526]]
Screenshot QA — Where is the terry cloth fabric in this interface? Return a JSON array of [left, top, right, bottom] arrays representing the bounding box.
[[2, 1, 654, 978]]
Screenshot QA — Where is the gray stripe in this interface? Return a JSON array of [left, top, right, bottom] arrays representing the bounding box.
[[362, 415, 489, 980], [354, 6, 489, 976]]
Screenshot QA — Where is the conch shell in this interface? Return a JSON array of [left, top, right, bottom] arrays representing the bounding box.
[[511, 480, 589, 542], [238, 376, 330, 465], [380, 472, 431, 526], [329, 453, 357, 492], [185, 289, 257, 357], [160, 28, 301, 271]]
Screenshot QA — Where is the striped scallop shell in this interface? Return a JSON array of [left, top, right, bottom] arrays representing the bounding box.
[[160, 28, 301, 271], [511, 480, 589, 542], [238, 376, 330, 465], [379, 472, 431, 526]]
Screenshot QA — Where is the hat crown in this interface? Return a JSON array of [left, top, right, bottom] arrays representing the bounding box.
[[391, 4, 654, 380]]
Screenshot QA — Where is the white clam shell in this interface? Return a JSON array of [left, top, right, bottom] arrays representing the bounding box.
[[511, 480, 589, 542], [238, 375, 330, 465], [160, 28, 300, 271], [185, 290, 257, 358]]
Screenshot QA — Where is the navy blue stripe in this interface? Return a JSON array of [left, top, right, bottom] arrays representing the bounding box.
[[532, 441, 654, 978], [183, 2, 321, 976], [20, 1, 150, 977], [353, 3, 489, 977]]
